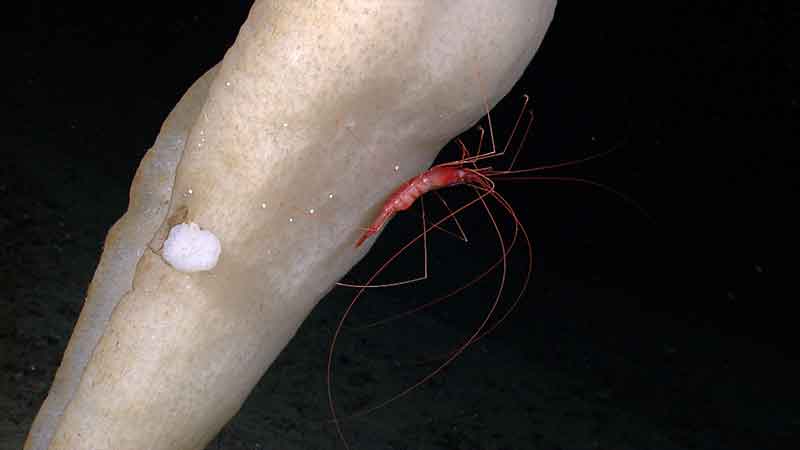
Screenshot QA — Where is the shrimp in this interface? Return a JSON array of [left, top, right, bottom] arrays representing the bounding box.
[[354, 94, 535, 248], [332, 94, 641, 450], [355, 165, 490, 247]]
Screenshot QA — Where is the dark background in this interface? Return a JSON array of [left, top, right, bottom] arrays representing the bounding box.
[[3, 1, 796, 449]]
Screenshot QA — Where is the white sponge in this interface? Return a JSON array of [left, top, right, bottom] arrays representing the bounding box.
[[162, 222, 221, 272]]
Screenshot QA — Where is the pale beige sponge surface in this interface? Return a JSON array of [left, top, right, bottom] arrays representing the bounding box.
[[24, 1, 557, 449]]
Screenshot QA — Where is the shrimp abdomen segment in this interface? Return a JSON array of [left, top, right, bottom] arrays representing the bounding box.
[[355, 166, 483, 247]]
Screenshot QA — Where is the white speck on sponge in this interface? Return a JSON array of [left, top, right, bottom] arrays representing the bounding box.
[[162, 222, 221, 272]]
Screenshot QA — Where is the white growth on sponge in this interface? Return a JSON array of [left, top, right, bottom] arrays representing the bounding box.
[[162, 222, 221, 272]]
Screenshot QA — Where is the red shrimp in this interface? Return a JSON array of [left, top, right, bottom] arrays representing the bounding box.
[[332, 94, 640, 449], [354, 94, 534, 248], [355, 166, 490, 247]]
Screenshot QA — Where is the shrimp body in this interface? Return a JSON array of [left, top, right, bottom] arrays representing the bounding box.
[[355, 165, 486, 247]]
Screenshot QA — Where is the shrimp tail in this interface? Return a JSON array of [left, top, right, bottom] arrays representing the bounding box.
[[355, 207, 396, 247], [355, 231, 372, 248]]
